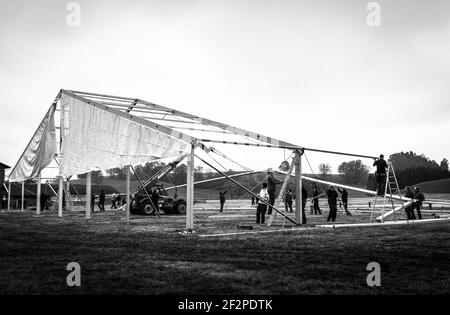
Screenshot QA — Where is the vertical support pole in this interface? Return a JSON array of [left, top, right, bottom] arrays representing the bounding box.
[[58, 97, 64, 218], [58, 176, 63, 217], [7, 181, 11, 211], [126, 166, 130, 225], [186, 141, 195, 232], [85, 172, 91, 219], [295, 150, 304, 224], [36, 173, 41, 215], [21, 182, 24, 211]]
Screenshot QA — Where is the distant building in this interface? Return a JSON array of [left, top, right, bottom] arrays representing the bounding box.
[[0, 163, 11, 209], [0, 162, 11, 189]]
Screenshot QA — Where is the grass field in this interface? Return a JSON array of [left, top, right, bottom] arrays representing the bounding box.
[[0, 200, 449, 295]]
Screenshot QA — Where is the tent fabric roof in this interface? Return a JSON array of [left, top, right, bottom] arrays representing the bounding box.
[[64, 90, 302, 150], [8, 89, 305, 183]]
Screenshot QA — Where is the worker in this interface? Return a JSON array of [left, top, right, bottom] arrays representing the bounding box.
[[373, 154, 388, 195], [219, 190, 228, 212], [313, 185, 321, 215], [256, 183, 269, 224], [151, 190, 160, 214], [404, 186, 415, 219], [98, 190, 105, 212], [267, 169, 282, 215], [338, 188, 351, 215], [327, 186, 338, 222], [301, 186, 308, 224], [284, 188, 293, 213], [251, 195, 255, 206], [412, 187, 425, 220], [111, 193, 117, 209], [40, 191, 47, 211], [91, 192, 96, 212], [116, 194, 122, 208]]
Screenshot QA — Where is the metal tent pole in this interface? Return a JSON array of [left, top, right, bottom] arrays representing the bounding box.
[[126, 166, 130, 225], [36, 173, 41, 215], [7, 181, 11, 211], [21, 182, 24, 211], [186, 141, 196, 232], [85, 172, 91, 219], [295, 151, 304, 224]]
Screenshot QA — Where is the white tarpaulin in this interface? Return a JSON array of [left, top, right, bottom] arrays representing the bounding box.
[[9, 105, 57, 182], [60, 94, 189, 177]]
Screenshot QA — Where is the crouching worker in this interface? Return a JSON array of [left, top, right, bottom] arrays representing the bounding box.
[[256, 183, 269, 224], [413, 187, 425, 220], [404, 186, 415, 220]]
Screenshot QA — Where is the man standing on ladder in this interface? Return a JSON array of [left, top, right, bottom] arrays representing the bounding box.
[[373, 154, 388, 195]]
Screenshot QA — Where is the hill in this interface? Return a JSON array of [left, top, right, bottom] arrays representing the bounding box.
[[412, 178, 450, 193]]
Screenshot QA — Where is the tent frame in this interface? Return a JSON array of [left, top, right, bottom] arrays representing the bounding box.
[[9, 89, 385, 231]]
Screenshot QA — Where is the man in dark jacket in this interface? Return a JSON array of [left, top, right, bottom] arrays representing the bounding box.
[[219, 190, 228, 212], [373, 154, 388, 195], [404, 186, 415, 219], [40, 191, 47, 211], [338, 188, 351, 215], [98, 190, 105, 212], [412, 187, 425, 220], [91, 192, 96, 212], [301, 186, 308, 224], [267, 169, 282, 215], [284, 189, 293, 213], [151, 190, 160, 215], [313, 185, 321, 215], [327, 186, 338, 222]]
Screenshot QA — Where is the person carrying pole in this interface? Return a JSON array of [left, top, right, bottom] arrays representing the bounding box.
[[313, 184, 321, 215], [327, 186, 338, 222], [219, 190, 228, 212], [338, 188, 351, 216], [373, 154, 388, 196], [266, 169, 282, 215], [256, 183, 269, 224]]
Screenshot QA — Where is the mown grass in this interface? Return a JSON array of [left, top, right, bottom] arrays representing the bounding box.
[[0, 208, 449, 295]]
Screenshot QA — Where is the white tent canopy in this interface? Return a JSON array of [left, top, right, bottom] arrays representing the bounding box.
[[8, 104, 57, 182], [59, 94, 189, 177]]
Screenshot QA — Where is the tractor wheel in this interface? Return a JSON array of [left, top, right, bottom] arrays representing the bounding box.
[[142, 204, 156, 215], [176, 202, 186, 214]]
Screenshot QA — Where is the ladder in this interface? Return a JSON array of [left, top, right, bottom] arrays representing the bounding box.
[[370, 162, 405, 223]]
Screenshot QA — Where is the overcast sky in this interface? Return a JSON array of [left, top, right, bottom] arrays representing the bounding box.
[[1, 0, 449, 175]]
